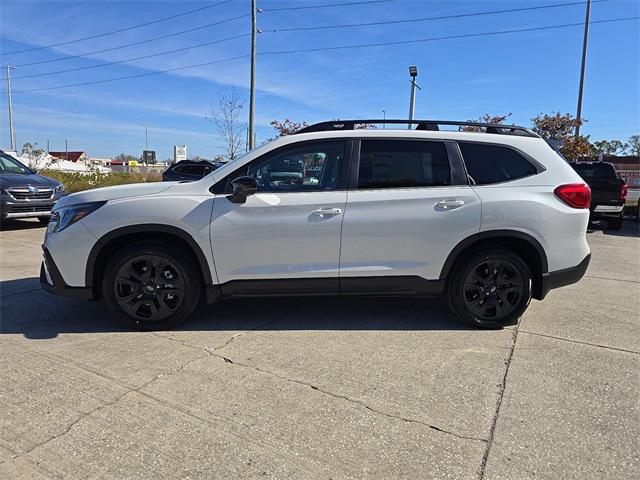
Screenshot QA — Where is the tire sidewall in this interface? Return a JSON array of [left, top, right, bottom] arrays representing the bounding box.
[[102, 242, 201, 330], [447, 248, 532, 329]]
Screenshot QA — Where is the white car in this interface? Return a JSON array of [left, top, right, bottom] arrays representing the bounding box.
[[41, 120, 592, 330]]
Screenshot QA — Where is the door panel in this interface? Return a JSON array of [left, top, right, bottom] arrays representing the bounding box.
[[339, 186, 481, 280], [211, 191, 347, 285]]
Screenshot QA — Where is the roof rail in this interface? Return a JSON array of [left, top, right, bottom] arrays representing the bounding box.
[[295, 119, 540, 138]]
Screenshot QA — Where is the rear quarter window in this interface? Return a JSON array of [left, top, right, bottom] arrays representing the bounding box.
[[458, 143, 538, 185]]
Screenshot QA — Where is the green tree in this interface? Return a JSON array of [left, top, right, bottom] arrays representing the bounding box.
[[21, 142, 44, 158], [592, 140, 626, 156], [462, 113, 512, 131], [531, 112, 594, 161], [628, 135, 640, 156], [271, 119, 309, 136]]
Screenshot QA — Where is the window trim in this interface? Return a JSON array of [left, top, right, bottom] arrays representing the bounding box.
[[456, 140, 546, 186], [211, 138, 353, 194], [349, 137, 467, 191]]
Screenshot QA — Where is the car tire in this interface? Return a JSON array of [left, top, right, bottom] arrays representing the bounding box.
[[102, 242, 202, 331], [37, 216, 50, 225], [607, 215, 623, 231], [446, 248, 532, 329]]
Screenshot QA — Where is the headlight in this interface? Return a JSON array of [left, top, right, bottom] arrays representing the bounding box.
[[54, 183, 65, 193], [48, 201, 106, 233]]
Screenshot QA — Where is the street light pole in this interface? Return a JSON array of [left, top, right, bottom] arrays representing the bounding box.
[[382, 110, 386, 128], [142, 124, 148, 150], [248, 0, 258, 150], [408, 66, 420, 129], [6, 65, 16, 151], [575, 0, 591, 138]]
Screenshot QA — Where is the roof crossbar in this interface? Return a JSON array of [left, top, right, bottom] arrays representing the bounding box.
[[295, 119, 539, 138]]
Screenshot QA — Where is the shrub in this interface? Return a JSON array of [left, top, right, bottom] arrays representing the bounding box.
[[41, 170, 162, 193]]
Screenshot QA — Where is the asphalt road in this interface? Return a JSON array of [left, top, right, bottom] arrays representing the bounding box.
[[1, 218, 638, 479]]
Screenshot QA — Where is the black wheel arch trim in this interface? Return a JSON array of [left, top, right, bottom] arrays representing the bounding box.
[[439, 230, 549, 298], [85, 224, 214, 289]]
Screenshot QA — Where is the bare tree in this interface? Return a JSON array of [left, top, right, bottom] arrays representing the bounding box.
[[207, 89, 246, 161]]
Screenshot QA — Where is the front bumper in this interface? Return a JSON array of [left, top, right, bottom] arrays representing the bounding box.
[[1, 192, 65, 219], [538, 253, 591, 300], [40, 246, 94, 300]]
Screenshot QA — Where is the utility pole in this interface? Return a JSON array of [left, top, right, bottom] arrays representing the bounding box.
[[46, 139, 50, 154], [382, 110, 386, 128], [248, 0, 258, 150], [408, 66, 421, 129], [65, 139, 68, 161], [6, 65, 16, 151], [575, 0, 591, 138]]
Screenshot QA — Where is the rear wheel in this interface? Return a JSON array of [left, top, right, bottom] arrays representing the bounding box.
[[102, 243, 201, 330], [447, 249, 532, 329], [606, 214, 623, 231]]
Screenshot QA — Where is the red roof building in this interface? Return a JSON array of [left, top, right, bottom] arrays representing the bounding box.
[[49, 151, 87, 162]]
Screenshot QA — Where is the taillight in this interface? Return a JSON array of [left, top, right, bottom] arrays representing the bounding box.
[[554, 183, 591, 209], [620, 183, 628, 202]]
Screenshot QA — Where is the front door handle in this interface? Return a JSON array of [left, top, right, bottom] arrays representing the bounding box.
[[312, 207, 342, 217], [435, 199, 465, 210]]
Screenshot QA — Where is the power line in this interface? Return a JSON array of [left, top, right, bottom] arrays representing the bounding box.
[[12, 54, 250, 94], [2, 0, 233, 56], [7, 16, 638, 95], [262, 0, 608, 33], [12, 13, 249, 68], [260, 17, 639, 55], [9, 34, 250, 80], [261, 0, 392, 12], [5, 0, 611, 80]]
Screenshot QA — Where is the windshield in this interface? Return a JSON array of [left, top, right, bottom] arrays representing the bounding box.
[[0, 153, 32, 174], [572, 162, 617, 179]]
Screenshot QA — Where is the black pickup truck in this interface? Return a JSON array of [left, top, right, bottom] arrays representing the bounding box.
[[571, 161, 628, 230]]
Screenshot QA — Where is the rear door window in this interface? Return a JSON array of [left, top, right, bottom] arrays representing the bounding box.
[[357, 140, 451, 189], [572, 162, 616, 180], [458, 143, 538, 185]]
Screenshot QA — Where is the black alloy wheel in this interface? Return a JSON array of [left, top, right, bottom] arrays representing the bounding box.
[[462, 258, 524, 321], [113, 254, 186, 322], [103, 242, 201, 330], [447, 249, 532, 329]]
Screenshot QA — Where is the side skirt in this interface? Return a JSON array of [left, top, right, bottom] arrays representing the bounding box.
[[212, 276, 444, 300]]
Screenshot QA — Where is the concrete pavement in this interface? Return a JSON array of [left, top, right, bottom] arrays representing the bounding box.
[[1, 218, 638, 479]]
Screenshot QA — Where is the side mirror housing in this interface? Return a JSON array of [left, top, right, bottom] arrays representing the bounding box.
[[228, 176, 257, 203]]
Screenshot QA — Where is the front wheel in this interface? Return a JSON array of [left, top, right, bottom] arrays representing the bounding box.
[[102, 242, 201, 330], [446, 249, 532, 329]]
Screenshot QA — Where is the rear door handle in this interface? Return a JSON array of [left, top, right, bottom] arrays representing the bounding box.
[[312, 207, 342, 217], [435, 199, 465, 210]]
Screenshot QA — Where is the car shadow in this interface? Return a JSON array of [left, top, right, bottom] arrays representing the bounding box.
[[0, 277, 470, 339], [0, 218, 46, 231], [588, 219, 640, 238]]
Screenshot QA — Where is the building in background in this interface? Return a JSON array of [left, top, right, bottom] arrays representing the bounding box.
[[48, 151, 87, 162]]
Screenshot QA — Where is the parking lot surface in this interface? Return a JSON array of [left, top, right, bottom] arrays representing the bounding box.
[[1, 219, 638, 479]]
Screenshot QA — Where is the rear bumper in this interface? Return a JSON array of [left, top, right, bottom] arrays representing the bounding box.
[[591, 203, 624, 218], [538, 253, 591, 299], [40, 246, 94, 300]]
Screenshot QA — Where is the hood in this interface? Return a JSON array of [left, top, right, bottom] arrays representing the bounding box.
[[0, 172, 60, 190], [55, 181, 175, 209]]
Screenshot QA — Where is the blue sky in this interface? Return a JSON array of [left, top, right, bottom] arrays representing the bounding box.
[[1, 0, 638, 160]]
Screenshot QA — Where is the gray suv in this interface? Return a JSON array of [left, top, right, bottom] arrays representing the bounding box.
[[0, 150, 65, 224]]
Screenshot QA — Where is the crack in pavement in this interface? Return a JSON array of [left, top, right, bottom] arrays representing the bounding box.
[[0, 350, 211, 467], [477, 323, 520, 479], [152, 331, 487, 444], [519, 329, 639, 355], [585, 274, 639, 284]]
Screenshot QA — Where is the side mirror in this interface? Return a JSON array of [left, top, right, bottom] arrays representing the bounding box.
[[228, 176, 257, 204]]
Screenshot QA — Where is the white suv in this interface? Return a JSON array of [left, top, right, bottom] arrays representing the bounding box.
[[41, 120, 592, 330]]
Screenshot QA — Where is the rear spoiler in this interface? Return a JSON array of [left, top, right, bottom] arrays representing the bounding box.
[[545, 138, 564, 152]]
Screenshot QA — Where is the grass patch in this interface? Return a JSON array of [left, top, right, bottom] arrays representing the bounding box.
[[41, 170, 163, 194]]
